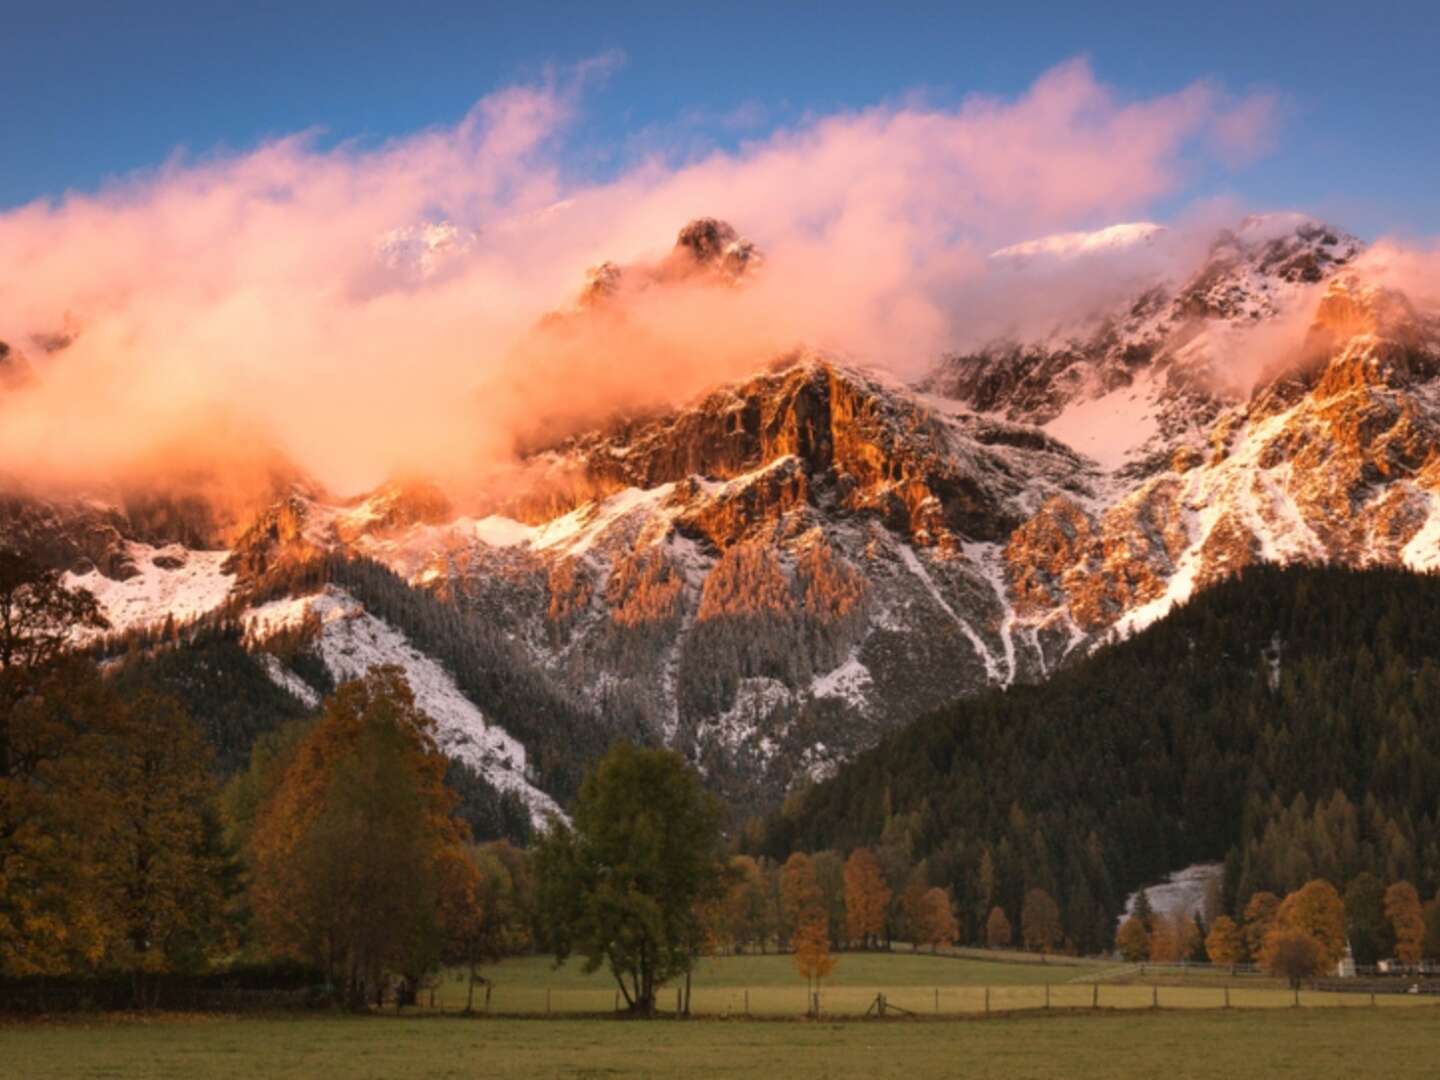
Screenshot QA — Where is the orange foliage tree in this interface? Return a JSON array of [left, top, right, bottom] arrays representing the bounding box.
[[1275, 880, 1346, 970], [1205, 915, 1245, 966], [1115, 916, 1149, 962], [843, 848, 890, 949], [985, 905, 1012, 949], [793, 915, 837, 1008], [248, 666, 477, 1010]]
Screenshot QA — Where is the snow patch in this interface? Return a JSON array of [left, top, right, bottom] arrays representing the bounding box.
[[244, 586, 563, 826], [1120, 863, 1223, 927], [66, 543, 234, 637]]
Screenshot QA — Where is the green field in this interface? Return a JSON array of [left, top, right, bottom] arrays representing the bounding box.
[[414, 952, 1415, 1017], [6, 1009, 1440, 1079]]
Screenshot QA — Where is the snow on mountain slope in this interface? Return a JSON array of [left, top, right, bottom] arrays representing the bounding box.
[[64, 542, 234, 636], [244, 586, 562, 826], [991, 221, 1167, 262]]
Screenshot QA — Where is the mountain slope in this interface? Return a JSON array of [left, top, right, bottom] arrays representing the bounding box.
[[751, 563, 1440, 951], [6, 215, 1440, 814]]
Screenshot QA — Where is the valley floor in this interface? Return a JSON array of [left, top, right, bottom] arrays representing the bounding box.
[[5, 1009, 1440, 1079]]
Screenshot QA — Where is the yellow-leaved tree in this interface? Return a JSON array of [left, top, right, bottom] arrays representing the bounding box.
[[843, 848, 890, 950], [248, 666, 477, 1010], [792, 914, 837, 1012]]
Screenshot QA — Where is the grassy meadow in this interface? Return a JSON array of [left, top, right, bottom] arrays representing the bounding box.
[[6, 1008, 1440, 1079], [417, 951, 1419, 1017], [6, 953, 1438, 1078]]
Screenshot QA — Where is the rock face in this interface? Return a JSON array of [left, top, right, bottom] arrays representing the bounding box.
[[6, 215, 1440, 810]]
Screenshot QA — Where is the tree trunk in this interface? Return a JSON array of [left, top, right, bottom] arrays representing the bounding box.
[[465, 961, 477, 1014]]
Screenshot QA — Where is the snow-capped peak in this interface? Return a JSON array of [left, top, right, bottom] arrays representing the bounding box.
[[990, 222, 1167, 262], [375, 221, 476, 278]]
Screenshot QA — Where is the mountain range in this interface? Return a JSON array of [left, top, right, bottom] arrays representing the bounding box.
[[4, 211, 1438, 826]]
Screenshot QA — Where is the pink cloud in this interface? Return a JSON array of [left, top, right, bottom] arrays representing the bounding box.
[[0, 57, 1283, 506]]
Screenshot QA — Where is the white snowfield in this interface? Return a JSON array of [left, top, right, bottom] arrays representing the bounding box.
[[65, 542, 235, 637], [1120, 863, 1224, 926], [244, 586, 563, 827]]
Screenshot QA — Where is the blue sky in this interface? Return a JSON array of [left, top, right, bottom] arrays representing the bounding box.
[[3, 1, 1438, 236]]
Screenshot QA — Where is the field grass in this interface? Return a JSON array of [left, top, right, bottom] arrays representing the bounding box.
[[416, 952, 1412, 1017], [7, 1007, 1440, 1079]]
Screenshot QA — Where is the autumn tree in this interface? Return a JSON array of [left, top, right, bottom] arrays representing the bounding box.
[[248, 666, 474, 1009], [899, 869, 930, 952], [779, 852, 822, 945], [1262, 928, 1325, 988], [1116, 916, 1149, 962], [985, 906, 1012, 949], [83, 691, 228, 1001], [1020, 888, 1061, 954], [0, 554, 106, 975], [916, 887, 958, 952], [842, 848, 889, 949], [533, 742, 728, 1015], [1276, 880, 1346, 971], [792, 915, 837, 1011], [722, 855, 769, 953], [1242, 891, 1280, 960], [1205, 915, 1245, 967], [1384, 881, 1425, 968], [1148, 914, 1181, 963]]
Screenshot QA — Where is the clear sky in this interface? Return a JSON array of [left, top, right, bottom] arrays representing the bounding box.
[[3, 1, 1438, 237]]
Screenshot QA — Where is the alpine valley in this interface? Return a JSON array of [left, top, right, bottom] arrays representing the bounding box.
[[5, 212, 1439, 831]]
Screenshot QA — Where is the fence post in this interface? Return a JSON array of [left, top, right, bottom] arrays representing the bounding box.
[[1224, 985, 1230, 1009], [1152, 984, 1158, 1009], [934, 988, 939, 1014], [745, 988, 750, 1015], [984, 986, 990, 1014], [1045, 984, 1050, 1010], [1092, 983, 1098, 1009], [1293, 986, 1299, 1008]]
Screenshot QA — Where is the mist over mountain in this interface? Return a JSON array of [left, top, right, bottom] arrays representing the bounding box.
[[5, 195, 1439, 824]]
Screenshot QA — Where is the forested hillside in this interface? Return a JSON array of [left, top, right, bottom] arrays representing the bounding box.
[[753, 564, 1440, 953]]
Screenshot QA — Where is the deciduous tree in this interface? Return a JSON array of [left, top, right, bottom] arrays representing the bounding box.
[[1261, 927, 1325, 988], [792, 914, 836, 1008], [1204, 915, 1245, 967], [1242, 891, 1280, 961], [1115, 915, 1149, 962], [985, 905, 1012, 949], [842, 848, 889, 949], [533, 742, 728, 1015], [248, 666, 473, 1010], [1276, 880, 1346, 970]]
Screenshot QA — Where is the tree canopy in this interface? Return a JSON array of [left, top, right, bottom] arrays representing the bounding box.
[[533, 742, 728, 1014]]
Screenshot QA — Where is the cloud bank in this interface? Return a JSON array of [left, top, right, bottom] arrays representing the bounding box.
[[0, 58, 1281, 500]]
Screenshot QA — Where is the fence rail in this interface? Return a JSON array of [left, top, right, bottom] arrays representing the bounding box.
[[404, 981, 1440, 1020]]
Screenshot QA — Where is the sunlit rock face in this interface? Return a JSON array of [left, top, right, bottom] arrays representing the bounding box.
[[6, 215, 1440, 810]]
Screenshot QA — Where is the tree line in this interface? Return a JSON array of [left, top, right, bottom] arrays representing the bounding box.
[[751, 564, 1440, 955]]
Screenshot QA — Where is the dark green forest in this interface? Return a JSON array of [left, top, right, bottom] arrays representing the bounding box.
[[752, 564, 1440, 954]]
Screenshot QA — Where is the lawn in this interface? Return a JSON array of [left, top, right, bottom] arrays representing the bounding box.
[[6, 1008, 1440, 1079]]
